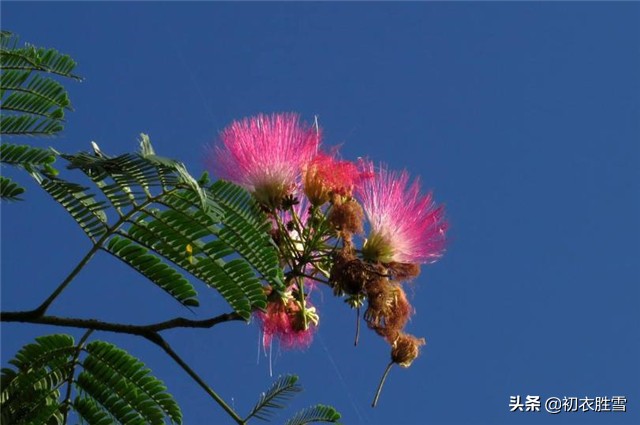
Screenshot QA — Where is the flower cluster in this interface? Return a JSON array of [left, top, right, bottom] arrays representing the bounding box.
[[209, 112, 448, 406]]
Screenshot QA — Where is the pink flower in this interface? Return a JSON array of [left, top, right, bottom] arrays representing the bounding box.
[[255, 297, 317, 350], [211, 113, 320, 207], [358, 162, 447, 264], [303, 152, 373, 205]]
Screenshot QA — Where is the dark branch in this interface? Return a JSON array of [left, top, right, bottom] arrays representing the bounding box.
[[0, 310, 244, 337]]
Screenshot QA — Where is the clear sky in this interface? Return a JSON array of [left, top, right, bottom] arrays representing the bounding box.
[[2, 2, 639, 425]]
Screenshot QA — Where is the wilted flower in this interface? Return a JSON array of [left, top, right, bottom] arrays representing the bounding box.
[[365, 281, 412, 343], [358, 162, 447, 264], [211, 113, 320, 207], [391, 333, 426, 368]]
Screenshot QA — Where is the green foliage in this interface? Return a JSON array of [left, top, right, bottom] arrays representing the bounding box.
[[0, 143, 59, 201], [1, 334, 74, 425], [284, 405, 342, 425], [31, 136, 282, 317], [0, 30, 74, 201], [244, 375, 341, 424], [245, 375, 303, 422], [73, 397, 113, 425], [1, 334, 182, 425], [209, 180, 285, 293], [106, 236, 199, 307], [0, 143, 57, 168], [0, 175, 26, 200], [0, 31, 80, 137]]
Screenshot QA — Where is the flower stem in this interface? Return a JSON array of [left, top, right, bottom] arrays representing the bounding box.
[[354, 307, 361, 346], [372, 362, 394, 408]]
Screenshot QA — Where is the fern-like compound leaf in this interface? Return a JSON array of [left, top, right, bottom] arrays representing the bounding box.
[[284, 405, 342, 425], [246, 374, 303, 422], [0, 334, 182, 425]]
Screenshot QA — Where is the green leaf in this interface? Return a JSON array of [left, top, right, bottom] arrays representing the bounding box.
[[284, 405, 342, 425], [245, 375, 302, 422], [0, 334, 76, 425], [75, 372, 147, 425], [0, 32, 80, 138], [0, 175, 25, 201], [2, 90, 65, 119], [39, 178, 109, 240], [79, 341, 182, 425], [209, 180, 286, 293], [106, 236, 199, 307], [74, 396, 113, 425], [0, 33, 81, 79], [1, 71, 71, 110], [0, 114, 62, 136], [1, 334, 182, 425], [1, 143, 56, 167], [0, 144, 58, 201]]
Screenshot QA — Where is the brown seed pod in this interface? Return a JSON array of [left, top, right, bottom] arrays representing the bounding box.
[[391, 333, 426, 368]]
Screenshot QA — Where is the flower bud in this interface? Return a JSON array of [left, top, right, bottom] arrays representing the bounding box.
[[328, 198, 364, 235]]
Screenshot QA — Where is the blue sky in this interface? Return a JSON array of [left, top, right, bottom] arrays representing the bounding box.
[[2, 2, 639, 424]]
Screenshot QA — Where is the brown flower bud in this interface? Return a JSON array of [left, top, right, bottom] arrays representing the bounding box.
[[328, 198, 364, 235]]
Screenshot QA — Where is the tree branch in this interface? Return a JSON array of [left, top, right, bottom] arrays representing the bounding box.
[[0, 310, 243, 336]]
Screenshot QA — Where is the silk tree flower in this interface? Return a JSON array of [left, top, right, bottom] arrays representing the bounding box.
[[303, 152, 372, 206], [211, 113, 320, 207], [255, 291, 319, 350], [358, 162, 447, 264]]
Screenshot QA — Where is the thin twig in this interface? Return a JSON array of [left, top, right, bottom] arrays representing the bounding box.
[[33, 244, 101, 316], [297, 272, 330, 285], [144, 334, 245, 425]]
